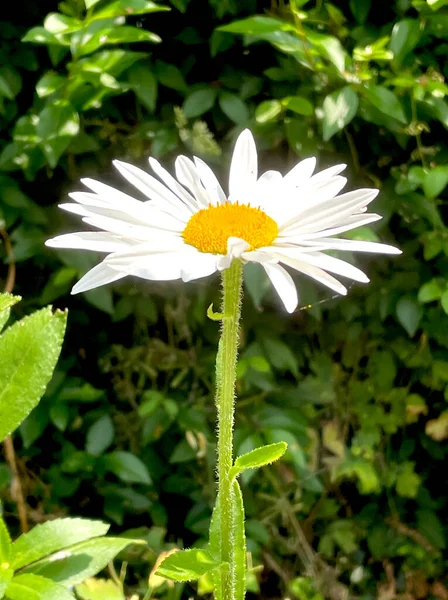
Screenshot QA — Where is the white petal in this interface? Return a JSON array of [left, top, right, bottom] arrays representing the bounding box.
[[148, 157, 199, 212], [276, 254, 348, 296], [72, 262, 126, 294], [46, 232, 134, 253], [278, 213, 382, 241], [181, 253, 218, 282], [283, 157, 316, 186], [175, 156, 210, 207], [300, 238, 402, 254], [80, 178, 144, 211], [105, 240, 190, 270], [228, 129, 257, 200], [272, 249, 369, 283], [280, 189, 379, 234], [310, 164, 347, 182], [108, 250, 201, 281], [217, 237, 250, 270], [113, 160, 192, 220], [193, 156, 226, 203], [262, 262, 298, 313]]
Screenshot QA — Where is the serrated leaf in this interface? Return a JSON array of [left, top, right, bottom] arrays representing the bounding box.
[[6, 574, 75, 600], [103, 451, 151, 484], [12, 518, 109, 570], [22, 538, 139, 586], [322, 86, 358, 141], [156, 549, 223, 582], [229, 442, 287, 480], [0, 307, 67, 442]]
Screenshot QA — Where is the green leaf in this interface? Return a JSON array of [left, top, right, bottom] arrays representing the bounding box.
[[183, 89, 217, 119], [422, 166, 448, 199], [0, 307, 67, 442], [0, 75, 14, 100], [396, 296, 422, 337], [389, 19, 421, 67], [0, 293, 21, 333], [77, 26, 161, 58], [86, 415, 114, 456], [255, 100, 282, 124], [349, 0, 371, 23], [364, 85, 407, 124], [35, 72, 66, 98], [427, 0, 448, 9], [156, 549, 223, 582], [12, 518, 109, 570], [6, 574, 75, 600], [89, 0, 170, 20], [0, 518, 13, 598], [218, 16, 287, 35], [229, 442, 287, 480], [75, 578, 125, 600], [153, 61, 187, 92], [441, 290, 448, 314], [85, 0, 101, 8], [418, 280, 443, 303], [231, 481, 246, 598], [218, 92, 249, 124], [282, 95, 313, 116], [103, 451, 152, 484], [44, 13, 81, 34], [22, 27, 65, 46], [36, 100, 80, 168], [127, 63, 157, 112], [322, 86, 358, 141], [22, 538, 139, 586]]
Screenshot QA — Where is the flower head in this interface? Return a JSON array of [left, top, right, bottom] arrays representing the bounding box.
[[46, 129, 400, 312]]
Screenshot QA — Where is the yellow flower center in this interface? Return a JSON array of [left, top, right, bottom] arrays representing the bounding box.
[[182, 202, 279, 255]]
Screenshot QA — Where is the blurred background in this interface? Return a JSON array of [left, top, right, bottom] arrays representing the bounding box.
[[1, 0, 448, 598]]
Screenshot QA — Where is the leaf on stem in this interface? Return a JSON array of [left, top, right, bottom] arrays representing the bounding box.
[[229, 441, 288, 480], [155, 549, 224, 582]]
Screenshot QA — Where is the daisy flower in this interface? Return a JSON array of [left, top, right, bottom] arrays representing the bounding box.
[[46, 129, 400, 312]]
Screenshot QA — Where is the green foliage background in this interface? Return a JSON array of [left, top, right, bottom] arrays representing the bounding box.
[[1, 0, 448, 598]]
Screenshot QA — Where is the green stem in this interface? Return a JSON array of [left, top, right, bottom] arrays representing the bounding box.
[[216, 259, 244, 599]]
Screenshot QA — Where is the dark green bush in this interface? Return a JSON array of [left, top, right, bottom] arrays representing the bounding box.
[[1, 0, 448, 598]]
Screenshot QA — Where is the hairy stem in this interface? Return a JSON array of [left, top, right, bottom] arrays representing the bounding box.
[[216, 259, 244, 599]]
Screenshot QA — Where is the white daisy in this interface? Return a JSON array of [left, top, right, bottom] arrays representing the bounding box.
[[46, 129, 401, 313]]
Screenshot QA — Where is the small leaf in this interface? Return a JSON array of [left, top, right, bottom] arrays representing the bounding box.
[[75, 578, 125, 600], [183, 89, 217, 119], [156, 549, 223, 582], [6, 574, 75, 600], [396, 296, 422, 337], [441, 290, 448, 314], [389, 19, 421, 67], [127, 63, 157, 113], [0, 293, 21, 333], [364, 85, 407, 124], [229, 442, 287, 480], [218, 92, 249, 124], [282, 95, 313, 116], [0, 307, 67, 442], [0, 518, 13, 597], [322, 86, 358, 141], [103, 451, 152, 484], [35, 72, 66, 98], [86, 415, 115, 456], [22, 538, 140, 586], [89, 0, 170, 20], [422, 166, 448, 199], [418, 280, 443, 303], [218, 16, 287, 34], [426, 410, 448, 441], [12, 518, 109, 570], [255, 99, 282, 124], [36, 100, 80, 168]]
